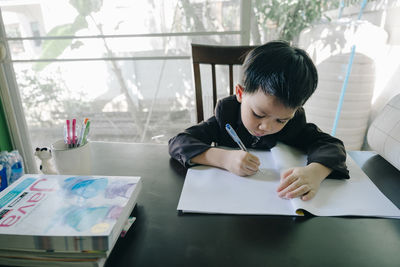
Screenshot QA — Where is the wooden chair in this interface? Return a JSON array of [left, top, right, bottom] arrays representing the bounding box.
[[191, 43, 256, 122]]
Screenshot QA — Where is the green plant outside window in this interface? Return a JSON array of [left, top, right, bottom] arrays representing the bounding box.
[[0, 100, 12, 151]]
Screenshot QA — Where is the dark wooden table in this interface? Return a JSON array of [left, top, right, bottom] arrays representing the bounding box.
[[90, 142, 400, 267]]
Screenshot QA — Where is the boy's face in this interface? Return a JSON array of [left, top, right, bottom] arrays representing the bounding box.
[[236, 85, 296, 137]]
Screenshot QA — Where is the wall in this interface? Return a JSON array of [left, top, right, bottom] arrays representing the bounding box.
[[0, 98, 12, 151]]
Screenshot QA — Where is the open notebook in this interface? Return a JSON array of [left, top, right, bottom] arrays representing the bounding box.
[[177, 143, 400, 218]]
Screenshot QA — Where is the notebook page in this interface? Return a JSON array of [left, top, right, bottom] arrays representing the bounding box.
[[177, 150, 295, 215], [270, 142, 307, 173], [290, 157, 400, 217]]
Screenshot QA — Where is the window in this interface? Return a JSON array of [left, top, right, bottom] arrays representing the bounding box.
[[2, 0, 385, 171], [0, 0, 246, 154], [30, 21, 41, 46], [6, 23, 24, 53]]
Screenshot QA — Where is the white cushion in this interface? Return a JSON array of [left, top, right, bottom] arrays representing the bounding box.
[[367, 94, 400, 170]]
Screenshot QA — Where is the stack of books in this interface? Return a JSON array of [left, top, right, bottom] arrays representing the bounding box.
[[0, 174, 142, 267]]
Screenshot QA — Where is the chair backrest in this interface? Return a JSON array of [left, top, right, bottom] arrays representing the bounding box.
[[191, 43, 256, 123]]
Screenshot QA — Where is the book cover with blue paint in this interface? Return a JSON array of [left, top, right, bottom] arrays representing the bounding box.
[[0, 174, 142, 252]]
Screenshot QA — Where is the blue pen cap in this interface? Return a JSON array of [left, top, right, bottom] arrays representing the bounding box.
[[225, 123, 248, 152], [225, 123, 239, 142]]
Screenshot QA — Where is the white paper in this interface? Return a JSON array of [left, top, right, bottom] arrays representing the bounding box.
[[291, 158, 400, 217], [177, 143, 400, 218]]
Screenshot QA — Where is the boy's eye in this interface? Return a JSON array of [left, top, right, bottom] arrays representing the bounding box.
[[276, 119, 287, 124], [252, 111, 264, 119]]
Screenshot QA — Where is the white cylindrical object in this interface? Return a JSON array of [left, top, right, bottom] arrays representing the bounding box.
[[299, 20, 388, 150], [51, 140, 92, 175]]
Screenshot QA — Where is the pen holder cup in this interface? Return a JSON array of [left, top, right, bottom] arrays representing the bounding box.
[[51, 140, 92, 175]]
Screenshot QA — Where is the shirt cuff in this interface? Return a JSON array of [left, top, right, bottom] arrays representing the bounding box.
[[187, 159, 196, 167]]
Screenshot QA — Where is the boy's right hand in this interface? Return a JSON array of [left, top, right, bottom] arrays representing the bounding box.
[[224, 150, 260, 176], [191, 147, 260, 177]]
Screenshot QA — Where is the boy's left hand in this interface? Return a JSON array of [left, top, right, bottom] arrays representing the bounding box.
[[276, 162, 332, 201]]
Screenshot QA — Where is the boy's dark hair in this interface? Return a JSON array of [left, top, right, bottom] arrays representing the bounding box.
[[242, 40, 318, 108]]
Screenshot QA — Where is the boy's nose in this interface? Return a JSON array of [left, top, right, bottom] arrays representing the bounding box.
[[259, 120, 272, 132]]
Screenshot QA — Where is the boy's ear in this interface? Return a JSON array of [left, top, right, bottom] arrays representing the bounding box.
[[235, 84, 244, 103]]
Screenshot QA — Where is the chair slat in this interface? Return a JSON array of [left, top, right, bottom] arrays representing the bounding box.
[[229, 64, 234, 95], [193, 62, 204, 123], [211, 64, 217, 110]]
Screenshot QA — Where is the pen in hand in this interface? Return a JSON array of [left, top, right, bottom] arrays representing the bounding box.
[[225, 123, 248, 151], [225, 124, 263, 174]]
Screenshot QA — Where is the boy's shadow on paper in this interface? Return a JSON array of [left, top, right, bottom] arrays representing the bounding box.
[[247, 168, 280, 182], [169, 158, 280, 183]]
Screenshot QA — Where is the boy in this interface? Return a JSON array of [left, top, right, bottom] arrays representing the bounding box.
[[169, 40, 349, 201]]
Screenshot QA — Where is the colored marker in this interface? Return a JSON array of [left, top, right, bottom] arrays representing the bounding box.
[[81, 120, 91, 146], [66, 119, 71, 148], [72, 118, 76, 147], [77, 118, 89, 146]]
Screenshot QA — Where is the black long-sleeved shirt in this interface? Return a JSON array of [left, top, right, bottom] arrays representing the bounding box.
[[169, 95, 349, 179]]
